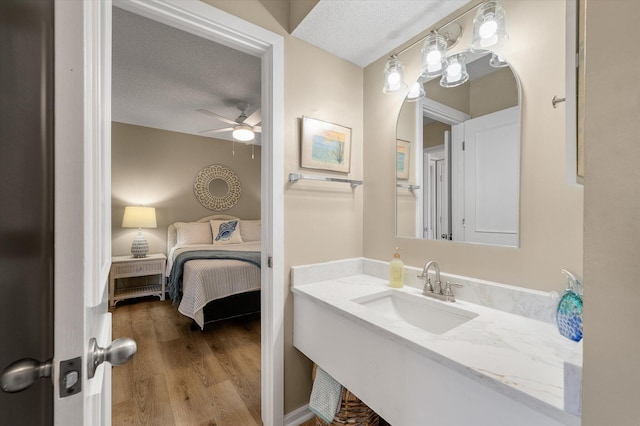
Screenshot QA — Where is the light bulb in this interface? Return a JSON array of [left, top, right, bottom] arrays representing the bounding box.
[[479, 18, 498, 39], [426, 49, 442, 65], [387, 70, 401, 85], [447, 62, 462, 77]]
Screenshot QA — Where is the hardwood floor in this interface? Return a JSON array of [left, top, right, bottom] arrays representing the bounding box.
[[111, 297, 261, 425]]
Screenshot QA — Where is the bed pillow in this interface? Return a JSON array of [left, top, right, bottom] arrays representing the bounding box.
[[210, 219, 244, 245], [175, 222, 213, 245], [240, 220, 261, 242]]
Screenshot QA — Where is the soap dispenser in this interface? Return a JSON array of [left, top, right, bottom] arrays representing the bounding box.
[[389, 246, 404, 288], [556, 269, 583, 342]]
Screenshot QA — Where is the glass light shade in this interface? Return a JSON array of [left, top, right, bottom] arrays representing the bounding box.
[[406, 81, 426, 102], [232, 124, 255, 142], [421, 32, 447, 77], [121, 206, 157, 228], [489, 53, 509, 68], [471, 1, 508, 53], [440, 54, 469, 88], [383, 56, 407, 94]]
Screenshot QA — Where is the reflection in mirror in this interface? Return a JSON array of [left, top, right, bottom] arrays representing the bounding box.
[[396, 50, 521, 247]]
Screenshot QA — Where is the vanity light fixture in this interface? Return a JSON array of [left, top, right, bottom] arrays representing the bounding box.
[[471, 1, 508, 52], [406, 80, 426, 102], [440, 53, 469, 88], [420, 31, 447, 78], [489, 53, 509, 68], [382, 1, 508, 94], [383, 54, 408, 94]]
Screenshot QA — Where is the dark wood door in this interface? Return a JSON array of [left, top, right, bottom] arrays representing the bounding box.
[[0, 0, 55, 424]]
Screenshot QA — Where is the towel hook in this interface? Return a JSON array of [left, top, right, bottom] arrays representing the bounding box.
[[552, 95, 566, 108]]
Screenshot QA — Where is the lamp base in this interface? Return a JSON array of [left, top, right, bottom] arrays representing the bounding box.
[[130, 229, 149, 258]]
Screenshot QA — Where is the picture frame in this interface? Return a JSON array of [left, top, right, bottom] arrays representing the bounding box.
[[301, 116, 352, 173], [396, 139, 410, 180]]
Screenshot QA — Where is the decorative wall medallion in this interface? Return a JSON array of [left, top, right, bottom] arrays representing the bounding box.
[[193, 164, 241, 211]]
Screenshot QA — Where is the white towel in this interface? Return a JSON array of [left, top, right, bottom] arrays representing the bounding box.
[[309, 367, 343, 424]]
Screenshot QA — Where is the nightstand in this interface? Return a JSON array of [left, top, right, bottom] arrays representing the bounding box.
[[109, 253, 166, 307]]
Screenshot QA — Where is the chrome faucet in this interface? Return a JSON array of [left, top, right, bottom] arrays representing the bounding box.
[[417, 261, 462, 302]]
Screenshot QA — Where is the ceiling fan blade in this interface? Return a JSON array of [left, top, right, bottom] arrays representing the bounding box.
[[196, 108, 238, 126], [198, 127, 233, 134], [253, 126, 262, 133], [244, 107, 262, 127]]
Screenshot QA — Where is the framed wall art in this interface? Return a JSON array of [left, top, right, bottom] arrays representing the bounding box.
[[301, 116, 352, 173], [396, 139, 410, 180]]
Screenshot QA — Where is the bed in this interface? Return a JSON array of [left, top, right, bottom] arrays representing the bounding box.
[[166, 214, 261, 329]]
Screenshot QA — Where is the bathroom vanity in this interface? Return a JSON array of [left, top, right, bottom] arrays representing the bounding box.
[[292, 258, 582, 426]]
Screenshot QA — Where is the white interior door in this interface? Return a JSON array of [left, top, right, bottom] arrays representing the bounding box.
[[463, 106, 520, 246], [54, 2, 127, 424]]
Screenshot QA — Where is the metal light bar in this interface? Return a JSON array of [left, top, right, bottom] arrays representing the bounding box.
[[289, 173, 363, 188]]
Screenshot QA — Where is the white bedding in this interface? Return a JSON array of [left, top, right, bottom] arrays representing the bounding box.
[[167, 241, 262, 329]]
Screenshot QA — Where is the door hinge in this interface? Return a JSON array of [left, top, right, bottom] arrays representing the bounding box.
[[267, 256, 273, 268], [462, 140, 465, 151], [462, 218, 466, 227]]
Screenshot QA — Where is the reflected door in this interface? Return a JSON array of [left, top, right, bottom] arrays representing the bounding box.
[[462, 106, 520, 246]]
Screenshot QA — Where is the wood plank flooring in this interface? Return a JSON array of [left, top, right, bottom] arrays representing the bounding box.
[[111, 297, 261, 426]]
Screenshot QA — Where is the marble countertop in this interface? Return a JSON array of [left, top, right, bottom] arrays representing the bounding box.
[[292, 272, 582, 425]]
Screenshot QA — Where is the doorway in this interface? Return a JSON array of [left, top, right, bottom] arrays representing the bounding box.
[[110, 1, 284, 423]]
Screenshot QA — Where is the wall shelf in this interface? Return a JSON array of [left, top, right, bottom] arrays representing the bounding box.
[[289, 173, 363, 188]]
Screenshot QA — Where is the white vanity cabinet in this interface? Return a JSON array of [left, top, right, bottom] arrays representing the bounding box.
[[292, 259, 581, 426]]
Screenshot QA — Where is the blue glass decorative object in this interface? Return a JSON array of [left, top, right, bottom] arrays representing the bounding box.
[[556, 269, 583, 342]]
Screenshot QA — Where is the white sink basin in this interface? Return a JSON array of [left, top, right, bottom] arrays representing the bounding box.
[[353, 290, 478, 335]]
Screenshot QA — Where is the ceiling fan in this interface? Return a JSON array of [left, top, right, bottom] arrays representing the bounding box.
[[197, 103, 262, 142]]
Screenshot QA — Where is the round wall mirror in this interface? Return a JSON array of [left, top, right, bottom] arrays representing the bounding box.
[[194, 164, 241, 211], [396, 50, 521, 247]]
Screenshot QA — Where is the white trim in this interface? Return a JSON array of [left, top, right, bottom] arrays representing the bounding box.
[[413, 101, 424, 239], [421, 97, 471, 125], [110, 1, 285, 424], [284, 404, 314, 426]]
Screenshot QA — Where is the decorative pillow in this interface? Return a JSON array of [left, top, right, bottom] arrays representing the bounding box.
[[210, 219, 243, 245], [240, 220, 261, 242], [174, 222, 213, 245]]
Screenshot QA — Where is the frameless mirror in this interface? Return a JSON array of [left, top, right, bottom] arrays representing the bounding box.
[[396, 50, 521, 247]]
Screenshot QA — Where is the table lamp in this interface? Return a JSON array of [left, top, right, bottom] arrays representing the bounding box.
[[122, 206, 157, 258]]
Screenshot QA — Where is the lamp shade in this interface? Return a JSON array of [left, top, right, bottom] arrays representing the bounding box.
[[122, 206, 157, 228]]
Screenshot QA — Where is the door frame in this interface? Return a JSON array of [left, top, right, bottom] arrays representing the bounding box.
[[55, 0, 285, 424]]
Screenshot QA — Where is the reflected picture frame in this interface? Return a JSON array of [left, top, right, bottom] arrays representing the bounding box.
[[301, 116, 352, 173], [396, 139, 410, 180]]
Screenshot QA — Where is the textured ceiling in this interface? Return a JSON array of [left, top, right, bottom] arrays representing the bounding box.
[[291, 0, 472, 67], [112, 7, 261, 143], [113, 2, 475, 141]]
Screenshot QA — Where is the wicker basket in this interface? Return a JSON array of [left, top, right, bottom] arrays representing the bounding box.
[[312, 365, 379, 426]]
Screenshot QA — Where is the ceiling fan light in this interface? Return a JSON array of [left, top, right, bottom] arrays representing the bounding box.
[[471, 1, 508, 53], [232, 124, 255, 142]]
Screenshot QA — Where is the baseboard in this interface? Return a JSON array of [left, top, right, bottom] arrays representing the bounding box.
[[284, 404, 314, 426]]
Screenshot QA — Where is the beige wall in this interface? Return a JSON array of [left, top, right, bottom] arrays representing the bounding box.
[[582, 1, 640, 424], [201, 0, 364, 413], [111, 122, 261, 256], [423, 121, 451, 149], [470, 67, 518, 117], [364, 0, 583, 292], [425, 77, 470, 114]]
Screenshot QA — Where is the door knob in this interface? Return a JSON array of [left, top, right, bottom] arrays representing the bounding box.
[[1, 358, 52, 393], [87, 337, 136, 379]]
